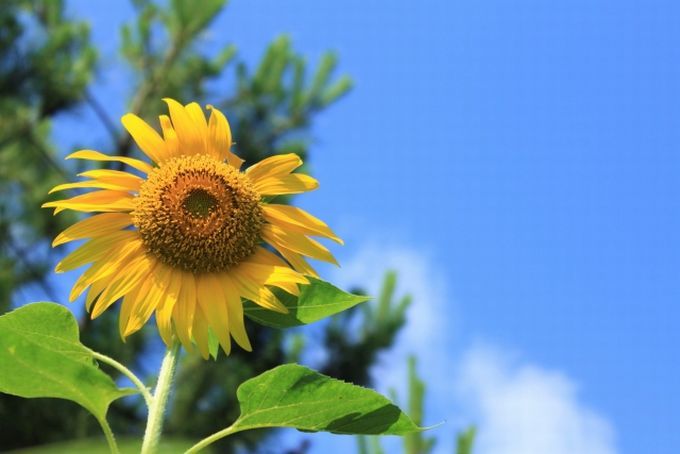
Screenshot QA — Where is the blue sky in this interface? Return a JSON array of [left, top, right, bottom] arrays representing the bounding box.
[[47, 1, 680, 452]]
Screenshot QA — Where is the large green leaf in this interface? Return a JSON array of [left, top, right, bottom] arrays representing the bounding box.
[[244, 278, 369, 328], [0, 302, 135, 422], [231, 364, 423, 435]]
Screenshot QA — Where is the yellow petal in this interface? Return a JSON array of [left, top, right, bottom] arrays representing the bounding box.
[[90, 252, 153, 319], [231, 268, 288, 313], [49, 180, 135, 194], [192, 303, 211, 359], [85, 278, 108, 312], [78, 169, 142, 180], [163, 98, 203, 154], [53, 213, 132, 247], [272, 246, 318, 277], [184, 102, 208, 152], [245, 153, 302, 183], [247, 246, 289, 267], [238, 262, 308, 296], [159, 115, 180, 158], [43, 190, 135, 214], [263, 204, 342, 243], [66, 149, 153, 174], [119, 280, 145, 339], [220, 273, 252, 351], [196, 274, 231, 355], [156, 268, 182, 345], [172, 272, 196, 351], [262, 224, 337, 265], [252, 173, 319, 195], [69, 238, 143, 302], [124, 262, 170, 336], [238, 248, 307, 295], [77, 169, 143, 192], [121, 113, 167, 163], [80, 168, 143, 181], [56, 230, 137, 272], [207, 104, 243, 168]]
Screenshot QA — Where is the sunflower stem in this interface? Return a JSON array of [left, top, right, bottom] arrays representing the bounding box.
[[141, 341, 180, 454]]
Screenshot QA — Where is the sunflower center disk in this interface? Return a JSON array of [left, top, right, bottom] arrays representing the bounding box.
[[133, 155, 264, 273], [183, 188, 218, 218]]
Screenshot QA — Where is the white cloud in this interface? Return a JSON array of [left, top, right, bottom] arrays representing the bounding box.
[[333, 242, 452, 353], [331, 242, 458, 400], [323, 242, 617, 454], [319, 242, 458, 453], [456, 345, 617, 454]]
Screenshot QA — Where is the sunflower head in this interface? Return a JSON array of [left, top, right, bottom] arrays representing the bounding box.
[[43, 98, 342, 358], [133, 154, 264, 273]]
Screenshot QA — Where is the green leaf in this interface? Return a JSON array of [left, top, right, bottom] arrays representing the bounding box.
[[244, 278, 369, 328], [232, 364, 423, 435], [0, 302, 135, 422]]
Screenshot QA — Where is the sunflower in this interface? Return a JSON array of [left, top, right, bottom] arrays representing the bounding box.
[[43, 98, 341, 358]]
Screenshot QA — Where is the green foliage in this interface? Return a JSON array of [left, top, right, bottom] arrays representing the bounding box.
[[244, 278, 369, 328], [0, 0, 96, 308], [456, 427, 476, 454], [0, 0, 96, 114], [358, 436, 386, 454], [0, 303, 133, 424], [234, 364, 421, 435], [118, 0, 235, 127], [357, 355, 476, 454], [230, 34, 352, 167], [404, 357, 437, 454], [356, 355, 436, 454]]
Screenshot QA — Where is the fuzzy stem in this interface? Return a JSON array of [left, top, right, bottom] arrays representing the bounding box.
[[141, 341, 180, 454]]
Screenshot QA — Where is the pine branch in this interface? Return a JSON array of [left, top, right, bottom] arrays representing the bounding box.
[[3, 240, 58, 302], [85, 89, 120, 145]]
